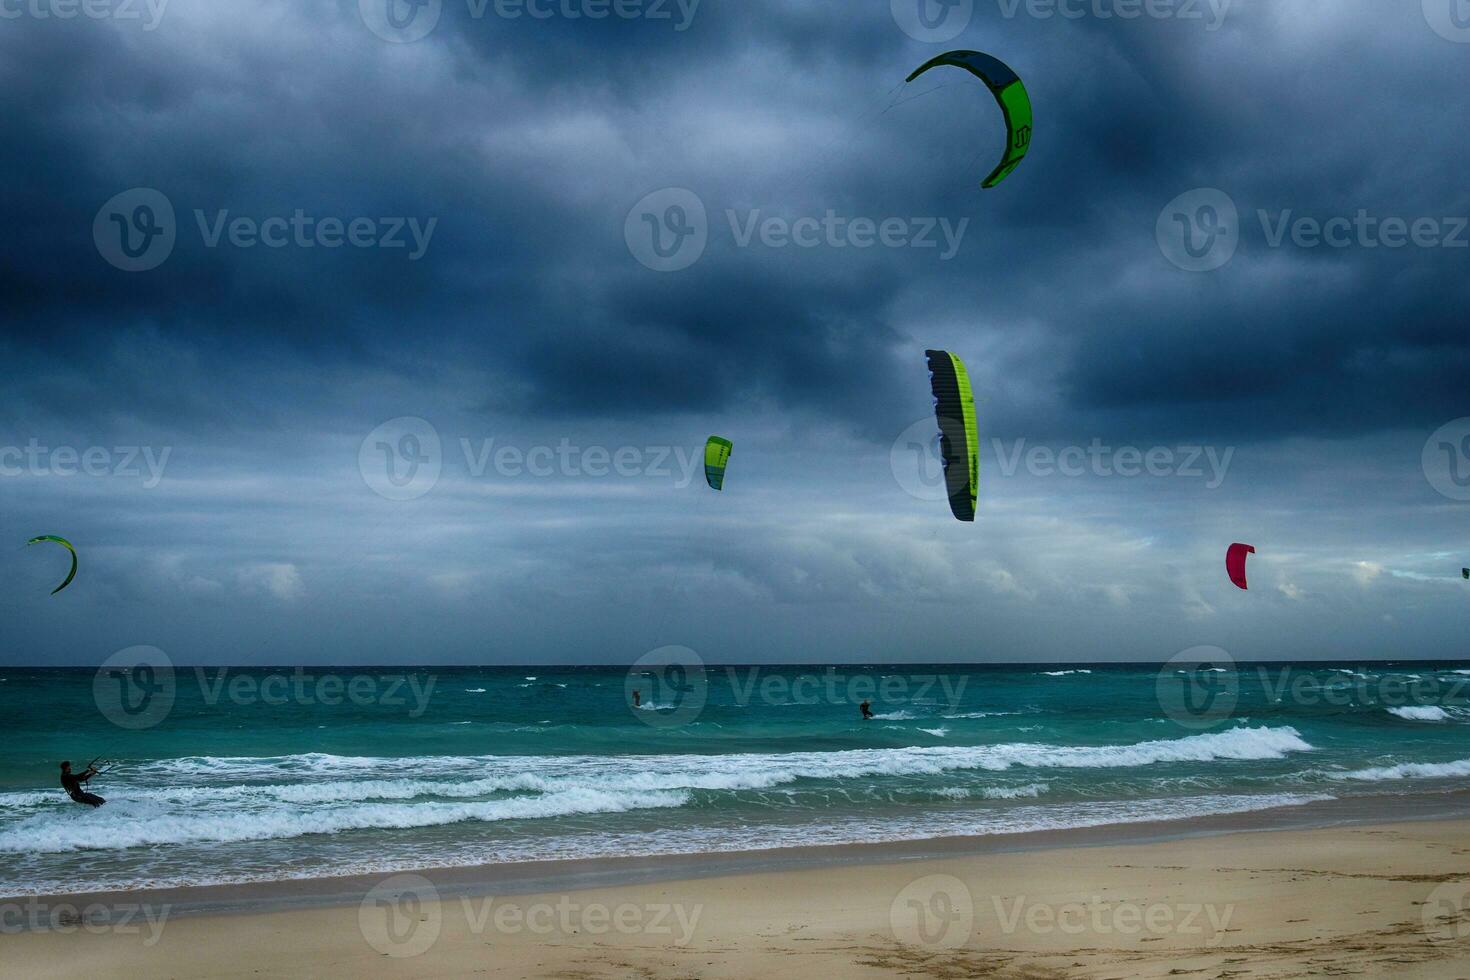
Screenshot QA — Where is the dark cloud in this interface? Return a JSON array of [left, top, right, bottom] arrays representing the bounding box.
[[0, 0, 1466, 663]]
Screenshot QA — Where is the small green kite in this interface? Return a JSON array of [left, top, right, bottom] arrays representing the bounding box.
[[27, 535, 78, 595], [704, 437, 733, 492]]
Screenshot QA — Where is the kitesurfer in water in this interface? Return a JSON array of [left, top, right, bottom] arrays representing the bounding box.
[[632, 689, 642, 708], [860, 700, 874, 721], [59, 761, 105, 808]]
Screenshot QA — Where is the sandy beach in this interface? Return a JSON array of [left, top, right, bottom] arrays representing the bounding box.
[[4, 817, 1468, 979]]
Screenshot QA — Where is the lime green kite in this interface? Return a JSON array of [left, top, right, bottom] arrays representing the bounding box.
[[925, 351, 978, 522], [907, 50, 1033, 189], [704, 437, 733, 492], [27, 535, 78, 595]]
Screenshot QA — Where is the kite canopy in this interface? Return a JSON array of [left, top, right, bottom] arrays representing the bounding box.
[[704, 437, 733, 491], [1226, 543, 1254, 591], [27, 535, 78, 595], [925, 350, 979, 522], [1462, 567, 1468, 580], [906, 50, 1033, 189]]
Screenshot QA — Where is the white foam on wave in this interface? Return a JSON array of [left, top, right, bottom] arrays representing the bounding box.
[[1387, 706, 1452, 722], [919, 727, 949, 738], [464, 688, 487, 694], [0, 788, 689, 854], [872, 710, 916, 720], [1332, 758, 1470, 782], [1041, 670, 1092, 676]]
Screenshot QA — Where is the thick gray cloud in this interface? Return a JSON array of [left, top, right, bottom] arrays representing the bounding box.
[[0, 0, 1467, 665]]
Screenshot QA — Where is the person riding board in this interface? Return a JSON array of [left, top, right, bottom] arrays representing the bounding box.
[[60, 760, 106, 808], [860, 700, 875, 721]]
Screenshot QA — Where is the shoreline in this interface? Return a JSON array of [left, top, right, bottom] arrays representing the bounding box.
[[5, 813, 1469, 979], [12, 787, 1470, 921]]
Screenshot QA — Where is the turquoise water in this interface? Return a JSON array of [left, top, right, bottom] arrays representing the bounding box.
[[2, 661, 1469, 896]]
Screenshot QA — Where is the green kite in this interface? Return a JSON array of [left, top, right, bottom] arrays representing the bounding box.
[[907, 50, 1033, 189], [27, 535, 78, 595], [705, 437, 733, 492]]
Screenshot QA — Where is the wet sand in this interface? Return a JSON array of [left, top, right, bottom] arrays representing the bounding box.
[[4, 813, 1469, 978]]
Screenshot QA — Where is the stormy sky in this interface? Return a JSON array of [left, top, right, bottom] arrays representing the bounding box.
[[1, 0, 1467, 666]]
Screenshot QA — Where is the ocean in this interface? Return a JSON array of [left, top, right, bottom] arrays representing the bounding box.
[[2, 661, 1469, 897]]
